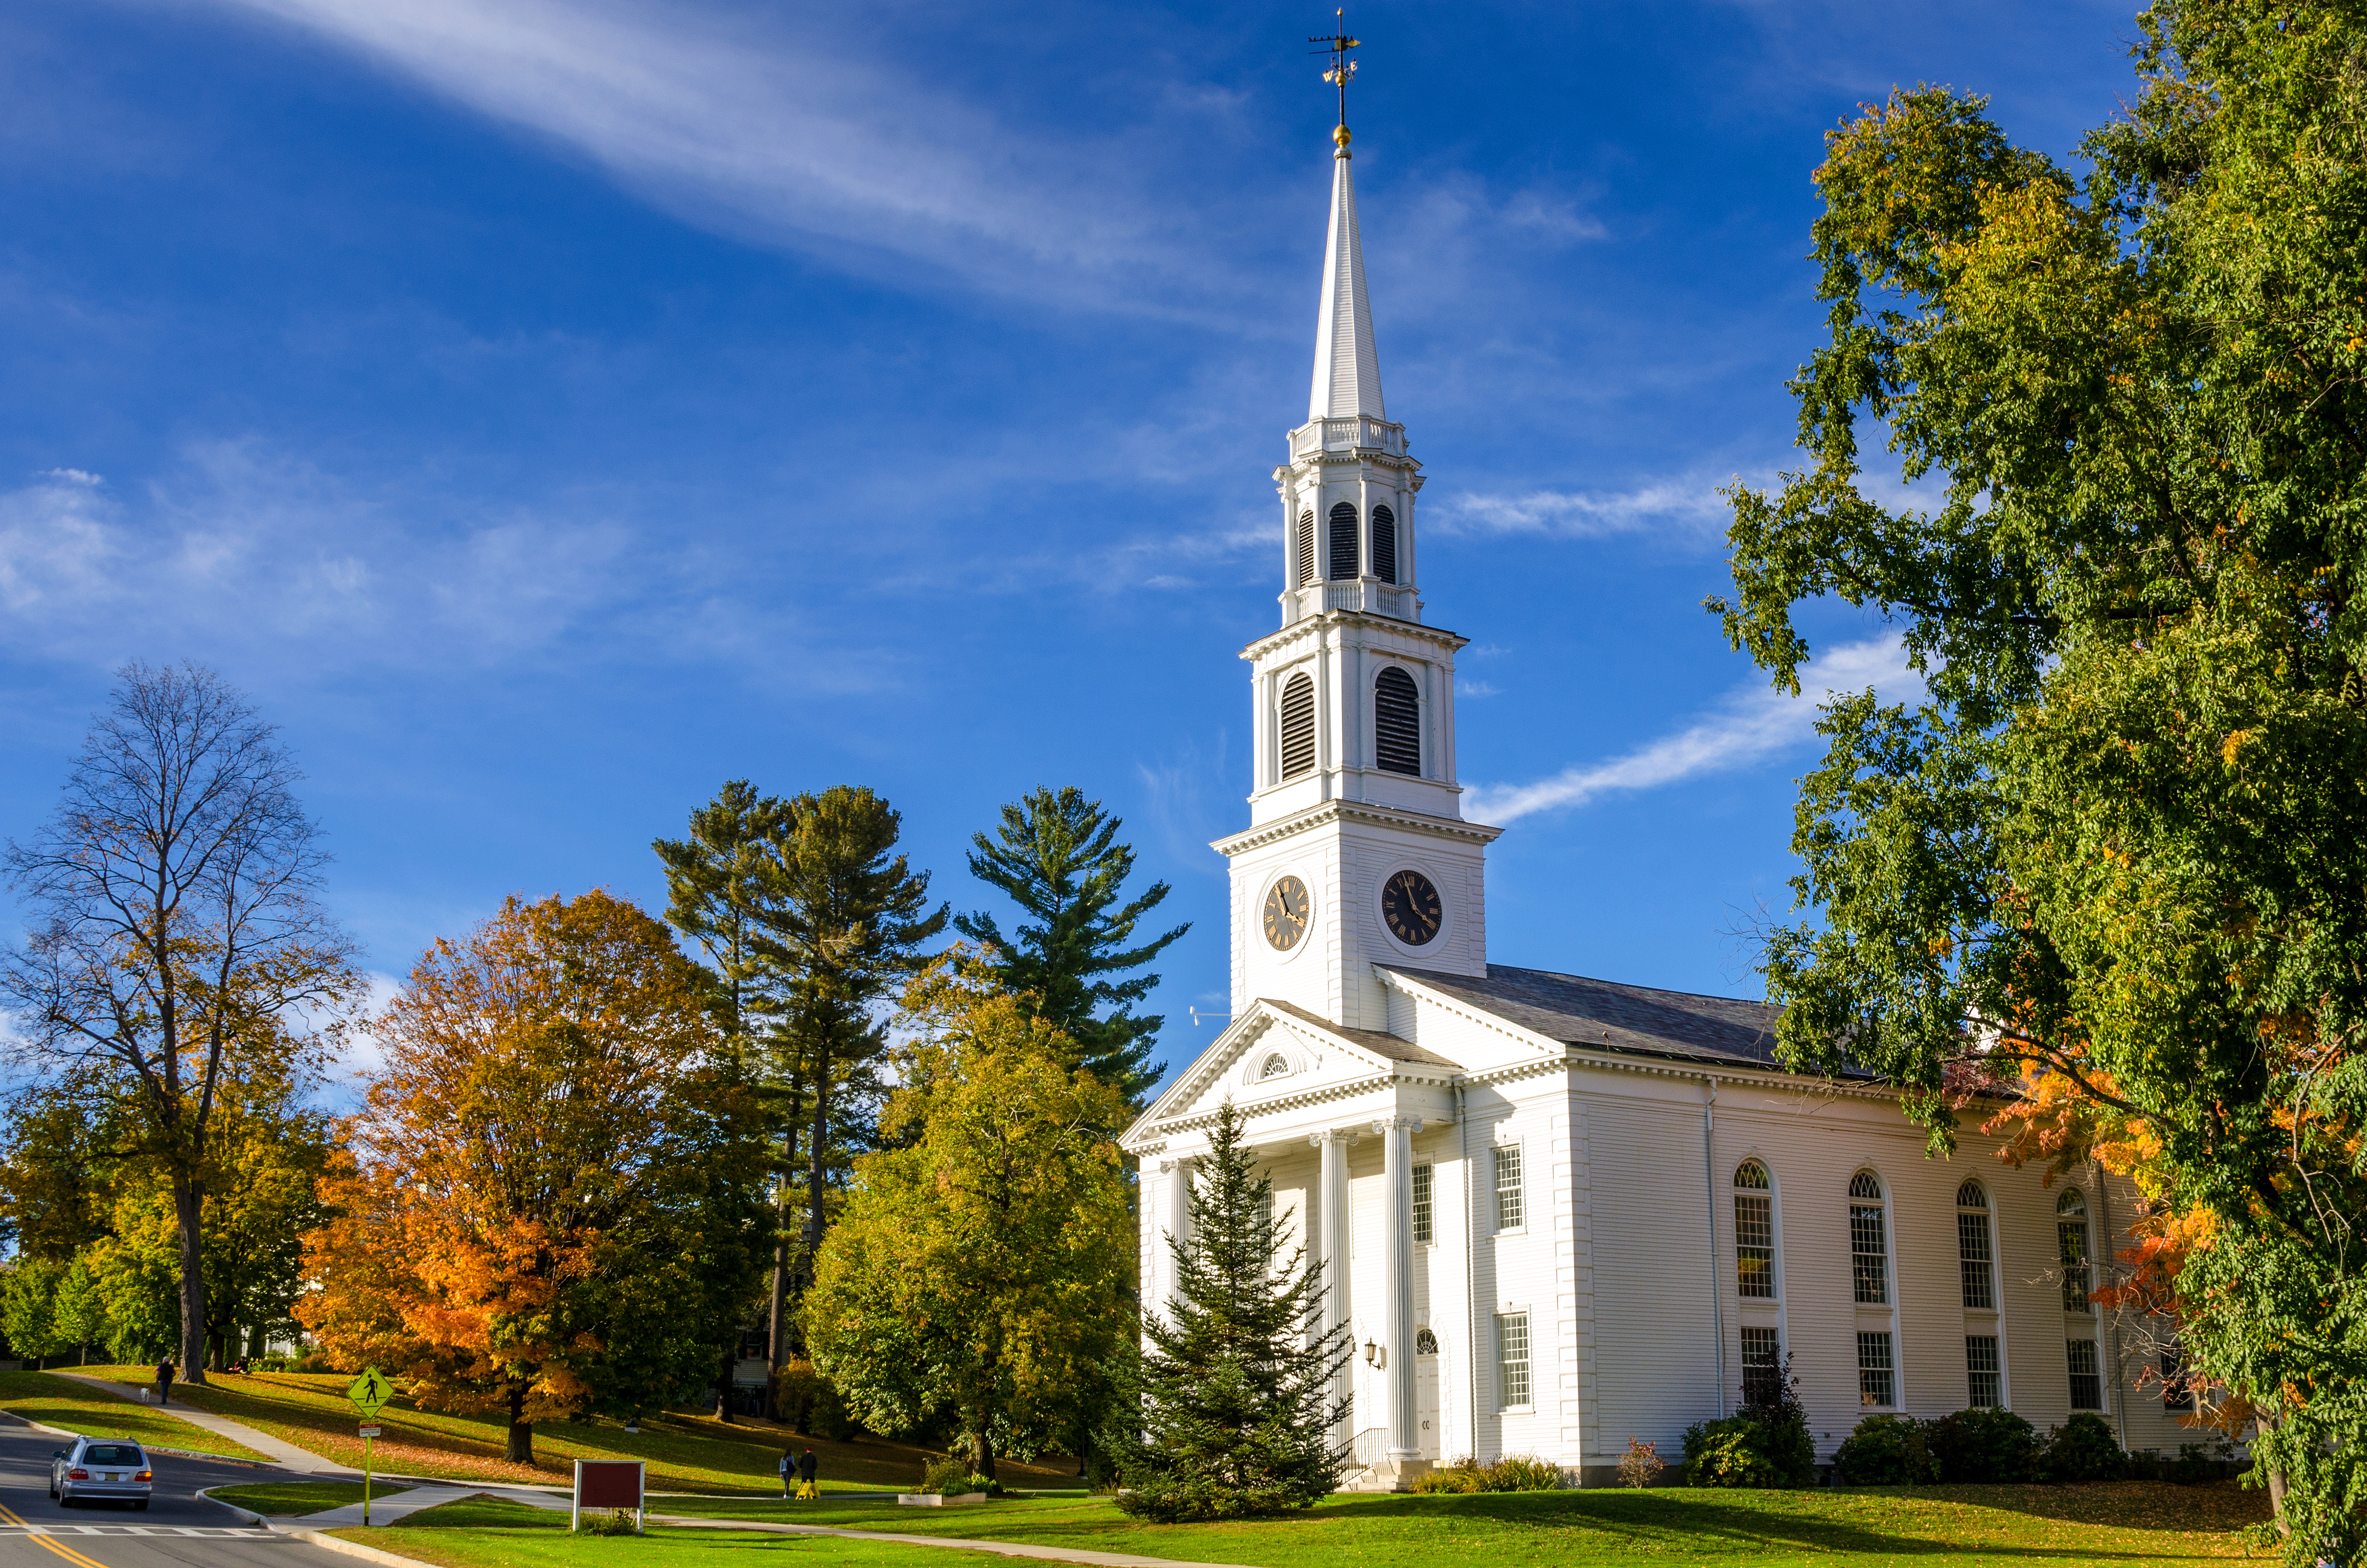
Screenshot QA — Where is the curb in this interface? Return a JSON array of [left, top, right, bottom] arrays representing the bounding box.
[[195, 1487, 272, 1527], [276, 1528, 452, 1568]]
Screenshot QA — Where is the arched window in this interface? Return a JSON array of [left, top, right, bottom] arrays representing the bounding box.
[[1260, 1052, 1290, 1080], [1734, 1161, 1774, 1299], [2057, 1189, 2092, 1313], [1849, 1171, 1889, 1304], [1278, 673, 1317, 780], [1295, 510, 1317, 587], [1327, 502, 1360, 580], [1371, 504, 1398, 584], [1956, 1181, 1996, 1310], [1374, 667, 1421, 775], [1415, 1326, 1439, 1355]]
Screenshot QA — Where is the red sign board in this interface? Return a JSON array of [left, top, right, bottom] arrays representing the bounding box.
[[577, 1460, 644, 1509]]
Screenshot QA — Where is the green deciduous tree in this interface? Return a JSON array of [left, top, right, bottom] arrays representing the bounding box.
[[1714, 9, 2367, 1558], [1, 1257, 66, 1368], [954, 786, 1188, 1112], [1112, 1100, 1349, 1521], [804, 963, 1132, 1480]]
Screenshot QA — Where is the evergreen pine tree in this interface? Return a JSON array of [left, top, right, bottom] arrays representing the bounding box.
[[1111, 1101, 1350, 1520], [954, 786, 1188, 1114]]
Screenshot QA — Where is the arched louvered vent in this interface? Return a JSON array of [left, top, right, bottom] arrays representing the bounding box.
[[1371, 504, 1397, 584], [1295, 510, 1317, 587], [1328, 502, 1359, 580], [1374, 666, 1420, 776], [1279, 673, 1317, 780]]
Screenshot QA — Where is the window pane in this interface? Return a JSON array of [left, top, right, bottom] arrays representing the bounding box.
[[1851, 1203, 1889, 1304], [1413, 1164, 1433, 1246], [1740, 1326, 1781, 1406], [2161, 1348, 2194, 1411], [1958, 1209, 1996, 1310], [1966, 1335, 2001, 1408], [1736, 1193, 1775, 1298], [1857, 1331, 1895, 1407], [2058, 1219, 2093, 1313], [1495, 1145, 1524, 1231], [1497, 1313, 1530, 1407], [2068, 1339, 2102, 1410]]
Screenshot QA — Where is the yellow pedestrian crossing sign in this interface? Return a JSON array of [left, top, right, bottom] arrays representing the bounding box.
[[347, 1367, 393, 1418]]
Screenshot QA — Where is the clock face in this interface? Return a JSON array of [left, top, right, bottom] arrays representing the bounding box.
[[1262, 875, 1311, 951], [1381, 868, 1444, 946]]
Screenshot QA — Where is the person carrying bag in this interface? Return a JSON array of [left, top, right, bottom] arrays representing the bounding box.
[[795, 1447, 820, 1501]]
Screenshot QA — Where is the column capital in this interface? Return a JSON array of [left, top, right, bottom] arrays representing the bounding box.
[[1309, 1128, 1359, 1147], [1158, 1155, 1192, 1174], [1371, 1115, 1425, 1137]]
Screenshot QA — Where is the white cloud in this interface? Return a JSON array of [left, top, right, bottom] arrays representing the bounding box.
[[1462, 636, 1924, 824], [1431, 476, 1746, 542], [1457, 678, 1500, 698]]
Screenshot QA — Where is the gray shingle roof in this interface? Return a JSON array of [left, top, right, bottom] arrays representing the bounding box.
[[1264, 998, 1463, 1069], [1381, 962, 1788, 1071]]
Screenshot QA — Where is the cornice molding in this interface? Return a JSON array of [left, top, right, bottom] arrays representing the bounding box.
[[1238, 611, 1467, 663], [1212, 799, 1504, 859]]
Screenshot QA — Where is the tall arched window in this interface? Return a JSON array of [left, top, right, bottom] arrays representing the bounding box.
[[1374, 667, 1420, 775], [1295, 510, 1317, 587], [1735, 1161, 1775, 1299], [1956, 1181, 1996, 1310], [1327, 502, 1360, 580], [1278, 673, 1317, 780], [1849, 1171, 1890, 1304], [2057, 1189, 2093, 1313], [1371, 504, 1398, 584]]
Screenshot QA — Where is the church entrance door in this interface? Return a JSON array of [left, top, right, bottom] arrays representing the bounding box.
[[1416, 1339, 1441, 1460]]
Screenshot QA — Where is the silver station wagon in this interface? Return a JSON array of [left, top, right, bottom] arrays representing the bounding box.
[[50, 1439, 153, 1508]]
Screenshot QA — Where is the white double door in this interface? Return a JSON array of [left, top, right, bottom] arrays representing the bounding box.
[[1416, 1352, 1441, 1459]]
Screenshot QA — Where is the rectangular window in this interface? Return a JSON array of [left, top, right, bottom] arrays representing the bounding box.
[[1740, 1326, 1781, 1406], [1966, 1335, 2002, 1408], [1857, 1331, 1895, 1407], [1851, 1204, 1890, 1304], [2059, 1221, 2093, 1313], [2161, 1348, 2194, 1411], [1736, 1193, 1775, 1299], [1413, 1164, 1433, 1245], [738, 1326, 770, 1360], [1958, 1210, 1996, 1310], [1494, 1145, 1524, 1231], [1496, 1312, 1530, 1407], [2068, 1339, 2102, 1410]]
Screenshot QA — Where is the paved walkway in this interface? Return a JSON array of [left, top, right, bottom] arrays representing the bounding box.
[[293, 1485, 570, 1528], [48, 1372, 353, 1476], [648, 1516, 1254, 1568]]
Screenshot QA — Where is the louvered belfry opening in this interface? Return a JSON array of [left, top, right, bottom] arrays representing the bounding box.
[[1279, 673, 1317, 779], [1295, 510, 1317, 587], [1374, 666, 1420, 775], [1327, 502, 1359, 580], [1370, 503, 1397, 584]]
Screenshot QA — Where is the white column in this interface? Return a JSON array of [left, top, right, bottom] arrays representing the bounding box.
[[1160, 1156, 1192, 1323], [1312, 1130, 1352, 1443], [1376, 1115, 1426, 1482]]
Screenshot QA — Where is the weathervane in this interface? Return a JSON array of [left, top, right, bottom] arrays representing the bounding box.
[[1310, 9, 1359, 149]]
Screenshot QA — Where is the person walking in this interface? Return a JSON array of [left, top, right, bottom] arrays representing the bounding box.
[[154, 1358, 175, 1407], [778, 1447, 794, 1499], [796, 1447, 819, 1501]]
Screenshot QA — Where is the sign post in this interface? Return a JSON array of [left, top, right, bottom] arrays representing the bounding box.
[[573, 1460, 646, 1533], [346, 1368, 393, 1525]]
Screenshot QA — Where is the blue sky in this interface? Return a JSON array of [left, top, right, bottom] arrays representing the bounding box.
[[0, 0, 2136, 1091]]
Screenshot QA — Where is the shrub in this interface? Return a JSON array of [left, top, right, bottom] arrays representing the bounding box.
[[1686, 1428, 1778, 1488], [1412, 1459, 1484, 1494], [1736, 1351, 1819, 1486], [2043, 1413, 2125, 1483], [580, 1509, 639, 1536], [1925, 1406, 2041, 1483], [1617, 1438, 1661, 1489], [2167, 1442, 2216, 1486], [1833, 1414, 1938, 1485], [1479, 1455, 1561, 1491], [919, 1457, 995, 1496]]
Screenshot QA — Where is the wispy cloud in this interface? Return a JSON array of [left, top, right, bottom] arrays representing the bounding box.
[[1430, 475, 1749, 542], [1463, 637, 1924, 824]]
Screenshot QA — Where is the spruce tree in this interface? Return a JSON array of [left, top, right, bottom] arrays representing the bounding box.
[[954, 786, 1188, 1113], [1112, 1101, 1350, 1520]]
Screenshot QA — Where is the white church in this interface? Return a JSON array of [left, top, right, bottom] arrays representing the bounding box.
[[1117, 115, 2192, 1490]]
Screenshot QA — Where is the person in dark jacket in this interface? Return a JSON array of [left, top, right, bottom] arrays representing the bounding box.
[[796, 1447, 819, 1501], [155, 1359, 175, 1407]]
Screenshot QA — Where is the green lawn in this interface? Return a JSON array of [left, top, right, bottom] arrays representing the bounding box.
[[72, 1366, 1068, 1494], [336, 1501, 980, 1568], [337, 1481, 2274, 1568], [209, 1480, 415, 1516], [0, 1371, 271, 1462]]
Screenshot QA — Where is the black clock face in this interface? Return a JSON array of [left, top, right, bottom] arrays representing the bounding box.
[[1263, 875, 1311, 951], [1381, 868, 1443, 946]]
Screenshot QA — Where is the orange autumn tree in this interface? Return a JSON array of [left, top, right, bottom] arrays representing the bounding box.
[[300, 890, 767, 1462]]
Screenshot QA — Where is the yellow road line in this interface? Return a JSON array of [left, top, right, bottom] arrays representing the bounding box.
[[0, 1503, 112, 1568]]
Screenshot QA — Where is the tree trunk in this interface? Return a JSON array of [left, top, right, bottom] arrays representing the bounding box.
[[970, 1415, 995, 1482], [505, 1384, 533, 1464], [171, 1171, 210, 1388], [765, 1171, 790, 1421], [803, 1061, 832, 1315], [714, 1341, 738, 1425]]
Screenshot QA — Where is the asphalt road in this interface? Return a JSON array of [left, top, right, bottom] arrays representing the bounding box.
[[0, 1423, 319, 1568]]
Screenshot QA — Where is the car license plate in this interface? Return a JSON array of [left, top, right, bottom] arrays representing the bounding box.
[[101, 1473, 118, 1482]]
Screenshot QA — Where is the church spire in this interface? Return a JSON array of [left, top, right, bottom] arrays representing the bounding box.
[[1308, 14, 1383, 423]]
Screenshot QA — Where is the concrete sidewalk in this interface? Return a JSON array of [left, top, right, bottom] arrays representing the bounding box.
[[294, 1484, 572, 1528], [648, 1515, 1255, 1568], [48, 1370, 355, 1476]]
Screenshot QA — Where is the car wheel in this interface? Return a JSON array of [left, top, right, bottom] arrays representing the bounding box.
[[133, 1502, 149, 1513]]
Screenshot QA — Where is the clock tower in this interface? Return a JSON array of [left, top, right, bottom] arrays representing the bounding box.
[[1213, 116, 1501, 1034]]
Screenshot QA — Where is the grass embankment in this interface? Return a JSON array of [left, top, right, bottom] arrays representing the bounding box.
[[72, 1366, 1071, 1494], [337, 1482, 2273, 1568], [211, 1480, 414, 1516], [0, 1370, 270, 1462]]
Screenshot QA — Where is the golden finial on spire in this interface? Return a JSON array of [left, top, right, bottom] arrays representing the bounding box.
[[1309, 9, 1359, 154]]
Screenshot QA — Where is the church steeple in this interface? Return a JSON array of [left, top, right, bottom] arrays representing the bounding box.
[[1310, 128, 1385, 424]]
